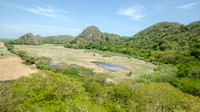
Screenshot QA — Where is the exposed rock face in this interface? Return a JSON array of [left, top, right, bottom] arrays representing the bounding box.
[[14, 33, 74, 45], [23, 33, 35, 39], [77, 26, 102, 42], [65, 25, 122, 48], [16, 33, 40, 45]]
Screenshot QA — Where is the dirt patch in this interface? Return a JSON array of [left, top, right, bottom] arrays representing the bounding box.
[[0, 43, 4, 48], [0, 57, 38, 81], [0, 42, 38, 81]]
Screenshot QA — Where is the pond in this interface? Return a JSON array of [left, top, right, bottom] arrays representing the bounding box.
[[0, 80, 11, 84], [92, 61, 130, 72]]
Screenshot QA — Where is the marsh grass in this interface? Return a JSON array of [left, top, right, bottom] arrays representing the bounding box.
[[15, 44, 156, 82]]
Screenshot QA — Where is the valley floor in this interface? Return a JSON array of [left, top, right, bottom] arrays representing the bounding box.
[[15, 44, 156, 82]]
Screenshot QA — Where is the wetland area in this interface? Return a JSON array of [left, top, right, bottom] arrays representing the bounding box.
[[14, 44, 156, 82]]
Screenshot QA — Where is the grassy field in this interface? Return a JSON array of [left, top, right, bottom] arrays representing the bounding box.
[[0, 42, 38, 81], [0, 42, 16, 59], [15, 44, 156, 82]]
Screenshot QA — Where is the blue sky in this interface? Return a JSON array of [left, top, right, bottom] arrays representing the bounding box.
[[0, 0, 200, 38]]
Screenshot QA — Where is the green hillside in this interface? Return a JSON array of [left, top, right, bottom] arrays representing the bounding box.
[[65, 26, 122, 49], [11, 33, 41, 45], [9, 33, 74, 45], [41, 35, 74, 44], [128, 21, 200, 51], [65, 21, 200, 79]]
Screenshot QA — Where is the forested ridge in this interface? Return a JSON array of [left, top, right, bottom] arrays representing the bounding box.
[[1, 20, 200, 111], [66, 21, 200, 79], [8, 33, 74, 45]]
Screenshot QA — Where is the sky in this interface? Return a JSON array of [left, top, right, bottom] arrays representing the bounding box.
[[0, 0, 200, 39]]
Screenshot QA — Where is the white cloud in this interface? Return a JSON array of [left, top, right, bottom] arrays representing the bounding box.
[[23, 5, 68, 19], [118, 5, 145, 21], [176, 2, 200, 9], [2, 2, 69, 20]]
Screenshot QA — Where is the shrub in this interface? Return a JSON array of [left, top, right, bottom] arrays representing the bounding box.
[[17, 50, 27, 60], [170, 78, 200, 96], [135, 64, 178, 83], [35, 56, 52, 69], [134, 82, 200, 112], [36, 56, 52, 65], [0, 70, 107, 111]]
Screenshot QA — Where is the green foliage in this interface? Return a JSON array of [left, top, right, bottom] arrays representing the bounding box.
[[0, 38, 13, 42], [0, 70, 107, 111], [170, 78, 200, 96], [4, 42, 15, 53], [135, 64, 178, 83], [3, 21, 200, 111], [65, 21, 200, 79], [65, 26, 122, 49], [12, 33, 41, 45], [8, 33, 74, 45], [126, 71, 132, 77], [189, 66, 200, 79], [49, 63, 94, 80], [176, 61, 200, 78], [134, 82, 200, 112], [17, 50, 27, 60], [1, 55, 200, 112], [85, 49, 127, 57], [36, 56, 52, 65], [41, 35, 74, 44]]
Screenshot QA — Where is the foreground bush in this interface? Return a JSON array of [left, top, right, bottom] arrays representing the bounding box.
[[134, 83, 200, 112], [135, 64, 178, 83], [170, 78, 200, 97], [0, 70, 107, 112]]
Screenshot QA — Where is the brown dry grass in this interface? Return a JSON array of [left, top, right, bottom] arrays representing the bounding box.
[[0, 42, 38, 81], [0, 44, 4, 48], [0, 57, 38, 81]]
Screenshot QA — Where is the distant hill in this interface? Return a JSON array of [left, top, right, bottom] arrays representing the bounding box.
[[127, 21, 200, 50], [41, 35, 74, 44], [64, 21, 200, 55], [65, 26, 122, 49], [9, 33, 74, 45], [127, 21, 183, 49], [77, 26, 102, 41], [0, 38, 13, 42], [13, 33, 41, 45]]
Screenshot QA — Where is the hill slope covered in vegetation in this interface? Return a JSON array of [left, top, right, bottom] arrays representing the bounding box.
[[66, 21, 200, 79], [65, 26, 122, 49], [9, 33, 74, 45]]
